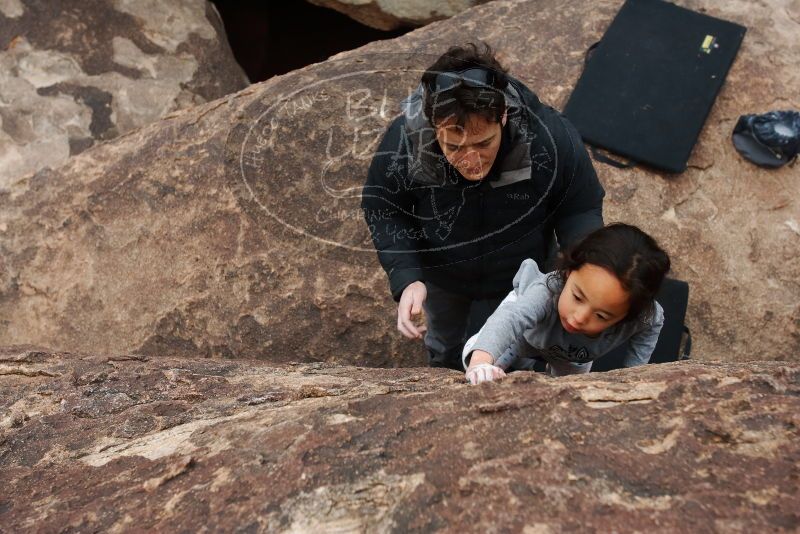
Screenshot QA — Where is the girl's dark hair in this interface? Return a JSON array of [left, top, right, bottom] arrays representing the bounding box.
[[551, 223, 671, 322], [421, 42, 509, 128]]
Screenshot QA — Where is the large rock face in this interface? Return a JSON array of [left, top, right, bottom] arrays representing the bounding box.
[[0, 0, 798, 366], [1, 346, 798, 531], [307, 0, 492, 30], [0, 0, 249, 188]]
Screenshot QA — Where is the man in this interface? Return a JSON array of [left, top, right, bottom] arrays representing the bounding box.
[[361, 42, 605, 370]]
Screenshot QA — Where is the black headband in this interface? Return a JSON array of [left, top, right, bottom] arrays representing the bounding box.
[[430, 68, 497, 94]]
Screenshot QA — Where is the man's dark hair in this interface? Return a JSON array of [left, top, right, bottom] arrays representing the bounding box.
[[549, 223, 671, 323], [421, 42, 510, 128]]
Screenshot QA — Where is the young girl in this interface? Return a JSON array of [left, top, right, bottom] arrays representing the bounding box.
[[464, 223, 671, 385]]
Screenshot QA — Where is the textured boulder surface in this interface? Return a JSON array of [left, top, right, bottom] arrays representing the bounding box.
[[1, 346, 798, 531], [307, 0, 493, 30], [0, 0, 798, 366], [0, 0, 249, 188]]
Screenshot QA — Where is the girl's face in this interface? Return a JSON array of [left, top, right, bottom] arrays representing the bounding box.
[[557, 264, 630, 337]]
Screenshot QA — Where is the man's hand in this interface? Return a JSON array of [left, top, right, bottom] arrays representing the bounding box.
[[397, 281, 427, 339], [465, 363, 506, 385]]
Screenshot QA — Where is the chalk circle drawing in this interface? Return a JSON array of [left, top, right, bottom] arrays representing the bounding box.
[[237, 56, 560, 256]]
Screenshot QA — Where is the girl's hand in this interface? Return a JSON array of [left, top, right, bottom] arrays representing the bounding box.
[[465, 363, 506, 385]]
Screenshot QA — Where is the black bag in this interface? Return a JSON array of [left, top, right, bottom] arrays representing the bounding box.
[[732, 110, 800, 168], [591, 278, 691, 372], [563, 0, 746, 173]]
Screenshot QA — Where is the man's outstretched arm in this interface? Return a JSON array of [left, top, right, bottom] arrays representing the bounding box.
[[361, 117, 425, 301], [361, 118, 429, 339], [551, 114, 605, 249]]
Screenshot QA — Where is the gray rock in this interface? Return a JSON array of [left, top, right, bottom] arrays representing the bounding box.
[[0, 0, 249, 188]]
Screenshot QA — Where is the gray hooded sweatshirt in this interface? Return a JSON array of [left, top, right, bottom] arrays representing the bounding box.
[[466, 259, 664, 370]]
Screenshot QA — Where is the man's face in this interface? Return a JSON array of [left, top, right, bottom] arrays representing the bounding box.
[[434, 113, 505, 181]]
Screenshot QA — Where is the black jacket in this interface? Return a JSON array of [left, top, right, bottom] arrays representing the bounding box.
[[361, 76, 604, 302]]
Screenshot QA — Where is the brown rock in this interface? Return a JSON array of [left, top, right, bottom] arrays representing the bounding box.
[[307, 0, 493, 30], [1, 345, 798, 531], [0, 0, 798, 365], [0, 0, 249, 188]]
